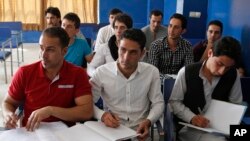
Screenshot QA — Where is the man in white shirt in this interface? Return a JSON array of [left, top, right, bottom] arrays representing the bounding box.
[[87, 13, 133, 77], [90, 29, 164, 141], [169, 36, 243, 141], [94, 8, 122, 51]]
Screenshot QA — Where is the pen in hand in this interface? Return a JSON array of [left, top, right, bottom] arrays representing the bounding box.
[[108, 110, 120, 122], [194, 107, 209, 127], [198, 107, 203, 115], [102, 110, 120, 128]]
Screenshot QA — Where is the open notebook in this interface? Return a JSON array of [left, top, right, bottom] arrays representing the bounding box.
[[179, 99, 247, 135], [55, 121, 139, 141], [0, 121, 67, 141]]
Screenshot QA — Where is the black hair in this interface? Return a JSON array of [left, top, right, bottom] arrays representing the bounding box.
[[63, 12, 81, 29], [112, 13, 133, 29], [109, 8, 123, 15], [150, 9, 163, 17], [208, 20, 223, 33], [170, 13, 187, 29], [45, 7, 61, 18], [42, 27, 69, 48], [120, 28, 146, 51], [213, 36, 241, 65]]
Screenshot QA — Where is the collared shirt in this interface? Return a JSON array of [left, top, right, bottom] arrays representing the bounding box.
[[87, 42, 115, 77], [90, 62, 164, 128], [95, 25, 114, 51], [193, 40, 208, 62], [169, 63, 242, 123], [64, 38, 92, 66], [147, 36, 194, 79], [141, 25, 167, 51], [9, 60, 92, 126]]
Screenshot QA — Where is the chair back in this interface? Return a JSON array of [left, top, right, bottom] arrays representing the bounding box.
[[0, 27, 11, 41], [0, 21, 22, 31], [163, 78, 176, 141], [241, 77, 250, 117], [163, 79, 175, 103]]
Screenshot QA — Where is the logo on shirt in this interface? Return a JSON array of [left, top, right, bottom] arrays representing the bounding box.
[[58, 85, 74, 88]]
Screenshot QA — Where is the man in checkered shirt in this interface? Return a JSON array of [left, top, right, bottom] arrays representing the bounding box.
[[147, 13, 194, 82]]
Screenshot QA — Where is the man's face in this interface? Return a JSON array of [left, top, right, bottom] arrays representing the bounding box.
[[61, 19, 79, 38], [114, 21, 128, 41], [150, 15, 163, 32], [109, 14, 119, 26], [39, 34, 67, 70], [167, 18, 185, 40], [118, 38, 144, 71], [207, 24, 222, 43], [45, 13, 61, 28], [207, 50, 235, 77]]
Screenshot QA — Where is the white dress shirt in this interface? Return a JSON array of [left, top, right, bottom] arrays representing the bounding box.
[[87, 43, 114, 77], [95, 25, 114, 51], [90, 62, 164, 128]]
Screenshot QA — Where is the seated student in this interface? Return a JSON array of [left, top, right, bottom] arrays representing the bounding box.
[[62, 12, 93, 67], [45, 7, 86, 40], [169, 36, 242, 141], [193, 20, 245, 76], [87, 13, 133, 77], [193, 20, 223, 62], [45, 6, 61, 28], [2, 27, 93, 131], [94, 8, 123, 51], [147, 13, 193, 81], [141, 9, 167, 62], [90, 29, 164, 140]]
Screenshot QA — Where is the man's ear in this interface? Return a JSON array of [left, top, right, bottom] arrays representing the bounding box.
[[62, 47, 68, 55], [208, 49, 213, 57]]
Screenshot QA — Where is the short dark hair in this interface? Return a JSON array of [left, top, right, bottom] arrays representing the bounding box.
[[112, 13, 133, 29], [109, 8, 123, 15], [208, 20, 223, 33], [170, 13, 187, 29], [63, 12, 81, 29], [213, 36, 241, 65], [150, 10, 163, 17], [120, 28, 146, 51], [45, 7, 61, 18], [42, 27, 69, 48]]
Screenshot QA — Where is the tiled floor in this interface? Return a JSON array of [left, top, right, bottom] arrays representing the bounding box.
[[0, 43, 40, 127]]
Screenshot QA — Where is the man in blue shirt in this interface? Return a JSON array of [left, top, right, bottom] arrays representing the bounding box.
[[62, 12, 92, 67]]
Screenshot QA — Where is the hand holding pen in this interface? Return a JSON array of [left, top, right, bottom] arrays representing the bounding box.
[[101, 110, 120, 128], [3, 109, 22, 129], [190, 107, 210, 128]]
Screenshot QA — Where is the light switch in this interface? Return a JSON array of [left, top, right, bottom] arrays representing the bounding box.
[[189, 11, 201, 18]]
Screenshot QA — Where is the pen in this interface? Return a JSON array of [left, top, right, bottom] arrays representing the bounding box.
[[108, 110, 115, 118], [198, 107, 202, 115]]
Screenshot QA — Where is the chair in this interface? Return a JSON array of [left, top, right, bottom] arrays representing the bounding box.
[[163, 79, 176, 141], [0, 21, 24, 66], [0, 27, 13, 83], [241, 77, 250, 124], [152, 78, 175, 141]]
